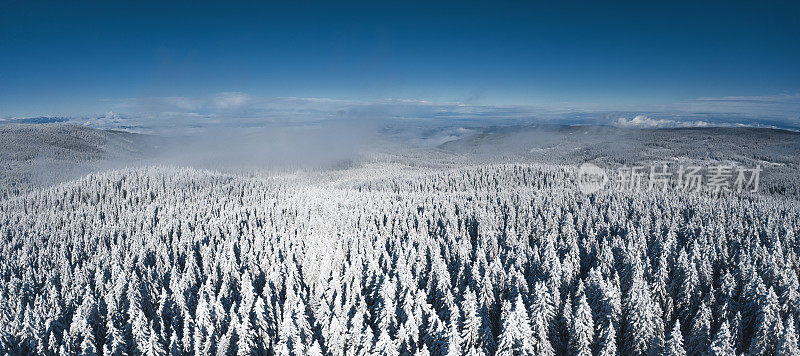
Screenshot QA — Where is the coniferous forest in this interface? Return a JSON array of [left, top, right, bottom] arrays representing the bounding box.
[[1, 160, 799, 355], [3, 0, 800, 354]]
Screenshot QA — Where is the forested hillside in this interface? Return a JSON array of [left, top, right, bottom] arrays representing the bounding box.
[[1, 163, 798, 355], [0, 124, 155, 198]]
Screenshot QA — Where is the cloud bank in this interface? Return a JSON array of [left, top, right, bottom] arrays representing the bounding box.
[[4, 93, 799, 133], [614, 115, 711, 128]]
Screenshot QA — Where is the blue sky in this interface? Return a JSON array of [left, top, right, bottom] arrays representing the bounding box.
[[1, 1, 799, 127]]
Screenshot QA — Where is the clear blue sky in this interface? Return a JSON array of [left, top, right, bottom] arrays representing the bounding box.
[[1, 0, 799, 117]]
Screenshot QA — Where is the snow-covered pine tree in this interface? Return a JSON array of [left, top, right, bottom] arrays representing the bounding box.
[[688, 301, 712, 355], [624, 266, 657, 356], [495, 300, 515, 356], [461, 290, 482, 353], [777, 315, 800, 356], [709, 320, 734, 356], [750, 287, 782, 356], [569, 293, 594, 356], [529, 281, 555, 356], [596, 320, 617, 356], [664, 318, 686, 356]]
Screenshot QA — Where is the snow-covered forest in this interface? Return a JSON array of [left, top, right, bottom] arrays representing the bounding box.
[[4, 0, 799, 353], [1, 161, 799, 355]]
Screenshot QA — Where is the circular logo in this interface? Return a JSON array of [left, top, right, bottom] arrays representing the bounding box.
[[577, 163, 608, 194]]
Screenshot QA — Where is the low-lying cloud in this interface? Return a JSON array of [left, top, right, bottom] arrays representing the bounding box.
[[5, 93, 800, 134], [614, 115, 711, 128]]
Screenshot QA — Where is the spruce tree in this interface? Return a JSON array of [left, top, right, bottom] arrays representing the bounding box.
[[596, 320, 618, 356], [569, 293, 594, 356], [664, 321, 686, 356], [709, 320, 734, 356], [777, 316, 800, 356]]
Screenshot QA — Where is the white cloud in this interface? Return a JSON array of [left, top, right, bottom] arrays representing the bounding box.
[[213, 92, 251, 109], [615, 115, 711, 128], [163, 97, 202, 111]]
